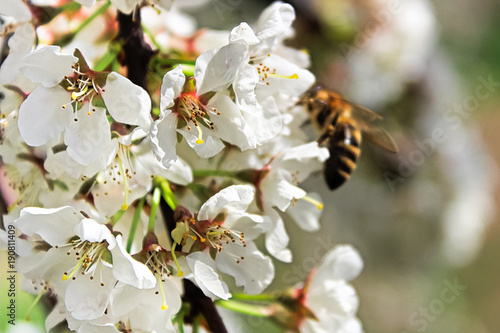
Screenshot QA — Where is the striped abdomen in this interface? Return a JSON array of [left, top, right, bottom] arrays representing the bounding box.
[[324, 121, 362, 190]]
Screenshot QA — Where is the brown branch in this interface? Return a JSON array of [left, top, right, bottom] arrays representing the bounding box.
[[183, 279, 229, 333], [159, 199, 228, 332], [115, 10, 155, 89]]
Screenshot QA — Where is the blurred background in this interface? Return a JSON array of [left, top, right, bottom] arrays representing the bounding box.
[[2, 0, 500, 332], [189, 0, 500, 332]]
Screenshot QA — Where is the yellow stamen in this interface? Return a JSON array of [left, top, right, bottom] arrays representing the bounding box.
[[25, 289, 44, 321], [118, 158, 129, 211], [170, 242, 184, 277], [268, 73, 299, 80], [62, 253, 88, 281], [158, 275, 168, 310], [195, 125, 204, 144], [301, 195, 324, 210], [71, 86, 88, 100]]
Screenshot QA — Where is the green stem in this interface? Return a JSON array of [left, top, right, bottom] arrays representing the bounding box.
[[157, 58, 196, 66], [93, 42, 122, 71], [229, 293, 277, 302], [192, 314, 200, 333], [109, 208, 126, 226], [74, 0, 111, 36], [157, 177, 178, 210], [148, 186, 161, 232], [25, 291, 44, 321], [142, 23, 164, 52], [215, 299, 269, 317], [126, 197, 145, 253], [192, 169, 240, 179]]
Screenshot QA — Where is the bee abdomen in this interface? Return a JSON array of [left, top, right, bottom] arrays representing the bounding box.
[[324, 124, 361, 190]]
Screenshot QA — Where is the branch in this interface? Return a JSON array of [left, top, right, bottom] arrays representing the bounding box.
[[183, 279, 229, 333], [159, 197, 228, 333], [115, 10, 155, 89]]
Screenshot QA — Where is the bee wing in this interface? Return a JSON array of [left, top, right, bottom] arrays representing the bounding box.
[[335, 100, 398, 153], [335, 98, 383, 122], [360, 124, 399, 153]]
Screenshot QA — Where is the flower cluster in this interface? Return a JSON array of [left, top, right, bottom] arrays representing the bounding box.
[[0, 1, 365, 332]]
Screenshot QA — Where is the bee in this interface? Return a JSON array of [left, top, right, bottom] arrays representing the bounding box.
[[297, 86, 399, 190]]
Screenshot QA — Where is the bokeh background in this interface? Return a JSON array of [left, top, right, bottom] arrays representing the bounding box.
[[192, 0, 500, 332], [2, 0, 500, 332]]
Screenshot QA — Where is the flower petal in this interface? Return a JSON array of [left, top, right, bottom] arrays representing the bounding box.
[[111, 235, 156, 289], [314, 245, 364, 283], [198, 185, 255, 221], [208, 94, 256, 150], [18, 45, 77, 87], [215, 241, 274, 294], [74, 218, 114, 245], [286, 193, 323, 232], [64, 105, 111, 166], [186, 252, 231, 300], [229, 22, 259, 45], [160, 65, 185, 111], [18, 85, 72, 146], [65, 270, 113, 320], [150, 110, 178, 168], [178, 127, 225, 158], [263, 210, 292, 263], [14, 206, 80, 246], [110, 0, 142, 14], [102, 72, 152, 128], [195, 43, 248, 95]]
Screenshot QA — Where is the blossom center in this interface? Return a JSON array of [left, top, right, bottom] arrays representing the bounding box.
[[59, 238, 110, 283], [252, 59, 299, 86], [62, 64, 101, 116], [175, 93, 219, 144]]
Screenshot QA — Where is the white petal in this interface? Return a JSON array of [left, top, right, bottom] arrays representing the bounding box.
[[160, 157, 193, 185], [234, 64, 282, 143], [150, 110, 178, 168], [314, 245, 364, 283], [64, 105, 111, 166], [253, 3, 295, 55], [18, 85, 72, 146], [14, 206, 80, 246], [45, 301, 67, 333], [198, 185, 255, 221], [110, 235, 156, 289], [0, 23, 35, 86], [74, 0, 95, 7], [208, 94, 256, 150], [286, 193, 323, 231], [44, 149, 85, 179], [0, 0, 32, 22], [261, 171, 306, 212], [229, 22, 259, 45], [264, 210, 292, 262], [160, 65, 185, 111], [178, 127, 225, 158], [74, 218, 114, 245], [111, 0, 142, 14], [18, 45, 77, 87], [102, 72, 152, 128], [215, 241, 274, 294], [278, 142, 329, 182], [65, 271, 113, 320], [195, 43, 248, 95], [255, 55, 315, 98], [186, 252, 231, 300]]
